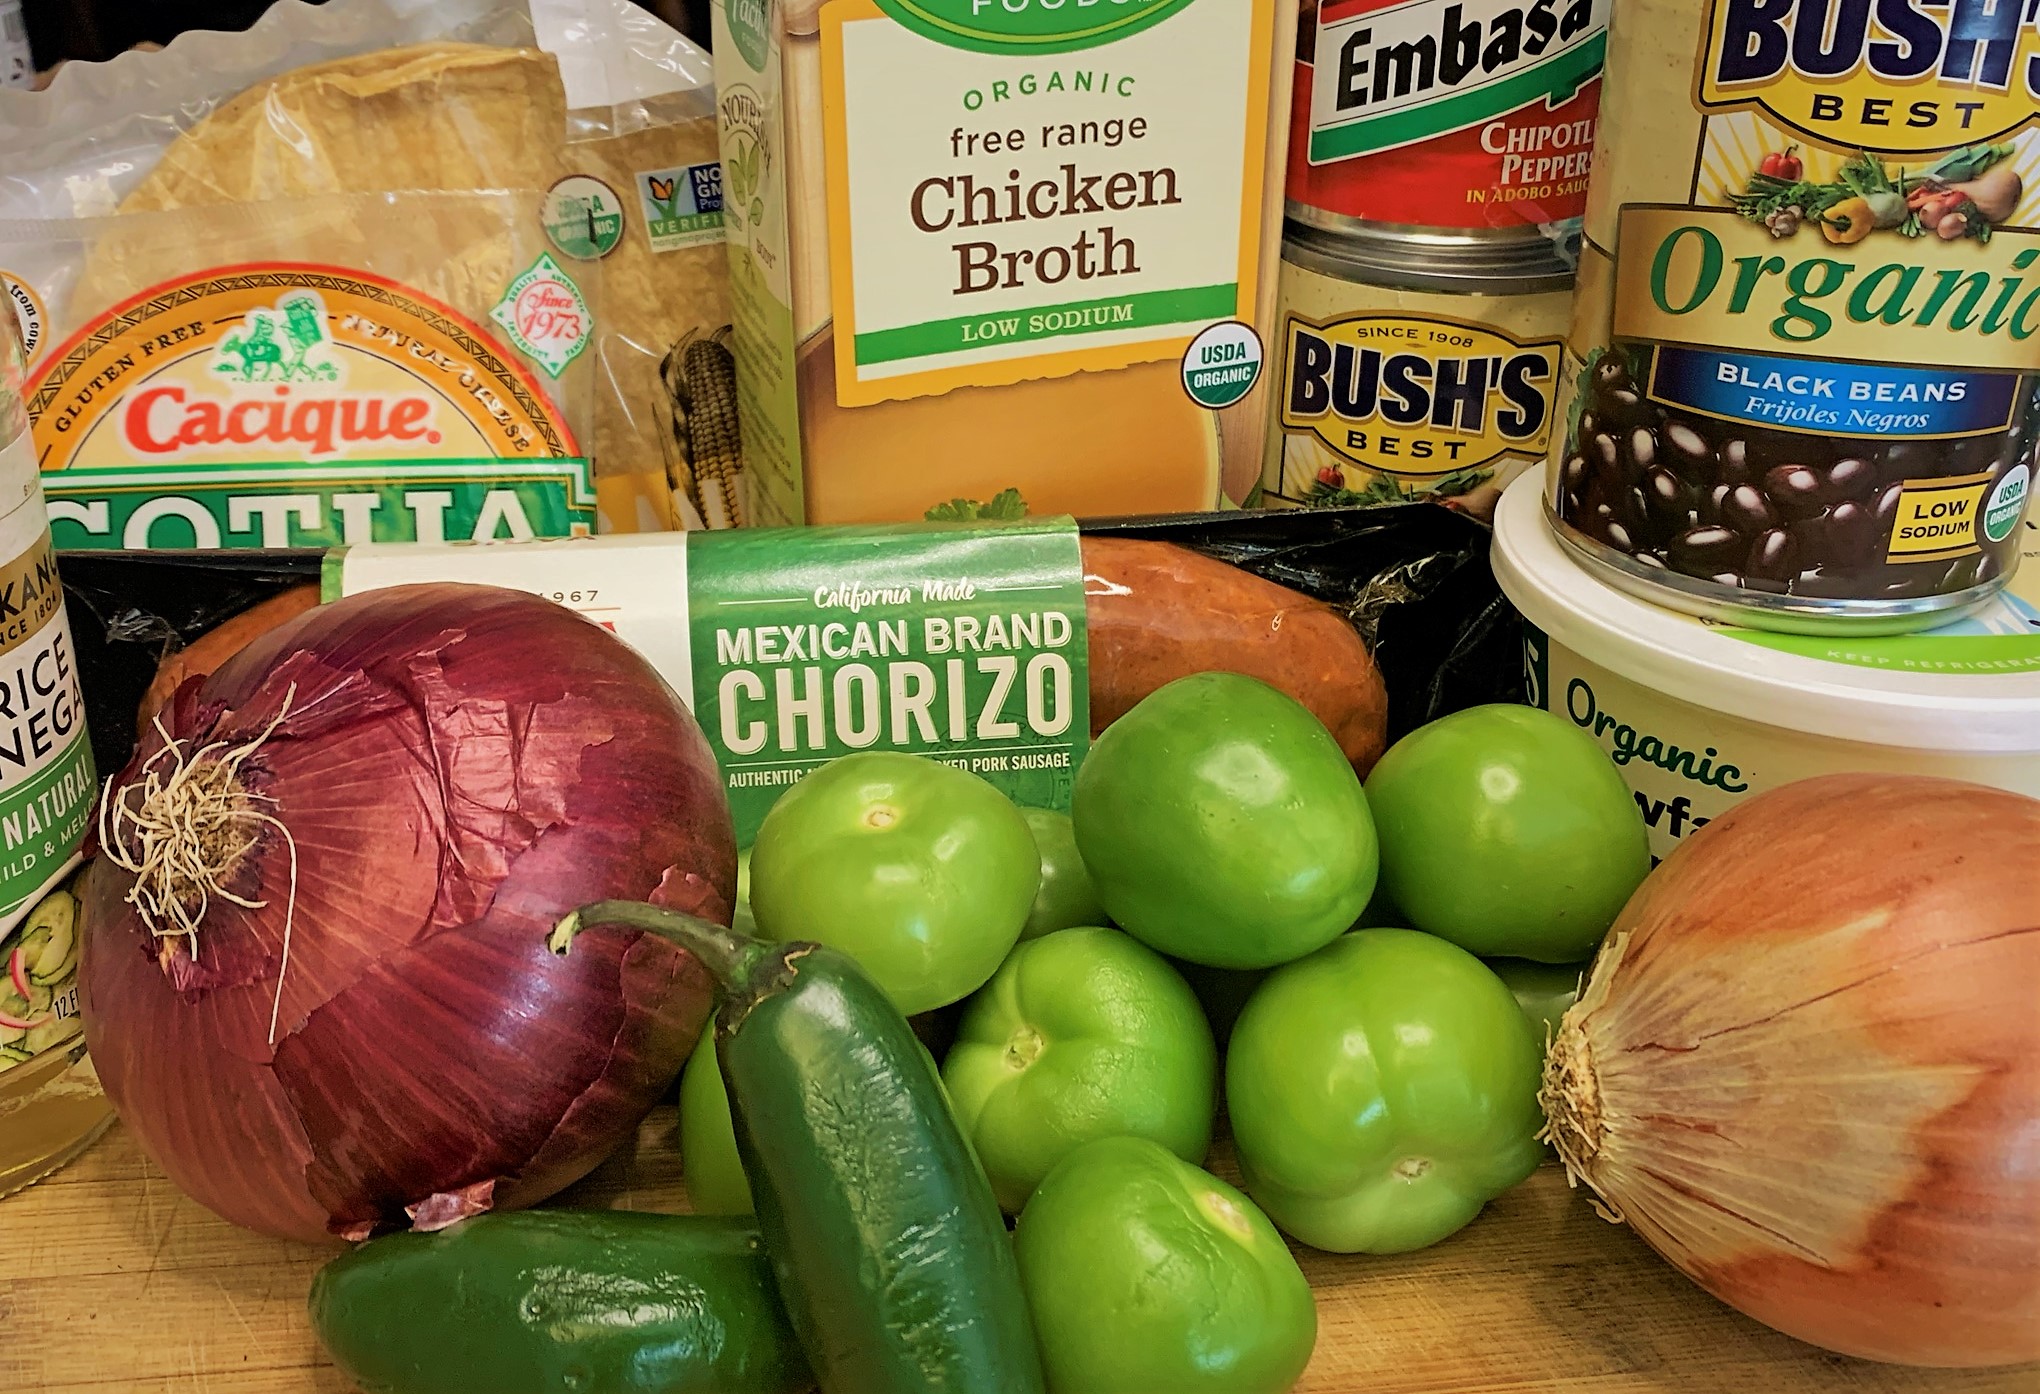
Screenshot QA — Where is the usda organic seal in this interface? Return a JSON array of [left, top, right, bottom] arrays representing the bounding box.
[[1181, 322, 1263, 410], [1985, 464, 2030, 545]]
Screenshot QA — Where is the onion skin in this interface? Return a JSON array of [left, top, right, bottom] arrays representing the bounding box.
[[80, 584, 735, 1244], [1543, 774, 2040, 1367]]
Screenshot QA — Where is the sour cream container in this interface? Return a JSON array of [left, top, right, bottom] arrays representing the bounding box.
[[1493, 476, 2040, 862]]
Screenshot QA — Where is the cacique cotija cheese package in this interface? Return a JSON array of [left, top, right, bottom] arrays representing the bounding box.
[[0, 0, 730, 551]]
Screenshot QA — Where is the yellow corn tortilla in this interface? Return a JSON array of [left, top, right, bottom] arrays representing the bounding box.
[[121, 43, 567, 212]]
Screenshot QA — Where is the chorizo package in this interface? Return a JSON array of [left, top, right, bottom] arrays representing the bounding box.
[[61, 505, 1517, 813]]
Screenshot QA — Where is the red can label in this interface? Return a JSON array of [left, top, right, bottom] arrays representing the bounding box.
[[1289, 0, 1608, 231]]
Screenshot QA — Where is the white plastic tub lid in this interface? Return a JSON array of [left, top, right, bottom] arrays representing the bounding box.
[[1492, 475, 2040, 753]]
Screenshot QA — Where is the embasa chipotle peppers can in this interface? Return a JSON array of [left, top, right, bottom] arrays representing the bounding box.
[[1551, 0, 2040, 631], [1288, 0, 1609, 238], [1263, 222, 1573, 518]]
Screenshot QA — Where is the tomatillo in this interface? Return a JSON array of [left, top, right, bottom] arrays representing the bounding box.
[[1226, 928, 1544, 1254], [749, 752, 1039, 1013], [1020, 807, 1107, 940], [944, 927, 1215, 1212], [731, 846, 756, 938], [1362, 704, 1648, 963], [679, 1033, 752, 1216], [1014, 1136, 1316, 1394], [1073, 673, 1377, 969], [1487, 957, 1587, 1046]]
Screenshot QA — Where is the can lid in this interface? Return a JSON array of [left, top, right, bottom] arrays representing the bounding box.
[[1491, 476, 2040, 752], [1282, 219, 1576, 294]]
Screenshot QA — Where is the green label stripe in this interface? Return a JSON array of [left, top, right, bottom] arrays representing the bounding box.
[[855, 284, 1238, 368], [1730, 628, 2040, 674], [1310, 33, 1606, 162], [47, 458, 596, 551], [0, 733, 95, 920], [685, 519, 1090, 845]]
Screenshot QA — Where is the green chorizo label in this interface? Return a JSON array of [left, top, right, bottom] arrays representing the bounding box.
[[871, 0, 1199, 54], [330, 519, 1091, 846], [688, 520, 1088, 841]]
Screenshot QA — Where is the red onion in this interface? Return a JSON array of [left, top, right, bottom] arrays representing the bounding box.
[[1542, 774, 2040, 1367], [79, 584, 734, 1243]]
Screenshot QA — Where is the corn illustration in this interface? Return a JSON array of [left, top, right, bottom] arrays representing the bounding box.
[[662, 326, 744, 529]]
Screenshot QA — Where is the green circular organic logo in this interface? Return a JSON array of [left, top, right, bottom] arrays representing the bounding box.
[[1983, 463, 2029, 544], [542, 176, 626, 261], [726, 0, 771, 71], [1180, 321, 1262, 409], [873, 0, 1200, 54]]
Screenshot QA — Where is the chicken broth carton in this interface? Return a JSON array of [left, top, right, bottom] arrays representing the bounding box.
[[713, 0, 1296, 525]]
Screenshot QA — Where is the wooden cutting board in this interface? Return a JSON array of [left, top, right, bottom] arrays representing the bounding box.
[[1, 1111, 2031, 1393]]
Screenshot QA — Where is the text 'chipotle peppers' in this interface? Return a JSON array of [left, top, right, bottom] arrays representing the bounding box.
[[1551, 0, 2040, 632], [551, 902, 1046, 1394]]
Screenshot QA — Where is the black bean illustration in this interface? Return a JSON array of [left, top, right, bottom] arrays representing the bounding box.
[[1765, 465, 1827, 519], [1948, 434, 2002, 473], [1825, 457, 1876, 501], [1662, 420, 1714, 479], [1590, 432, 1622, 487], [1627, 426, 1658, 473], [1602, 387, 1651, 429], [1745, 527, 1797, 582], [1717, 438, 1754, 486], [1880, 441, 1938, 482], [1640, 467, 1694, 533], [1826, 501, 1879, 568], [1719, 484, 1780, 535], [1667, 525, 1744, 577], [1561, 342, 2025, 604]]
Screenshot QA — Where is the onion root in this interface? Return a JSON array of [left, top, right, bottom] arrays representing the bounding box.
[[98, 690, 302, 1043]]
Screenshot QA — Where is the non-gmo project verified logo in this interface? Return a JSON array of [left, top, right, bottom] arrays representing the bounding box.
[[637, 163, 725, 253]]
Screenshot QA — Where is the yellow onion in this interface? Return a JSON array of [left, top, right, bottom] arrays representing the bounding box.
[[1541, 774, 2039, 1367]]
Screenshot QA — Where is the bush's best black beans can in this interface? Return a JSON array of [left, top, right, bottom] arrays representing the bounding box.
[[1550, 0, 2040, 632]]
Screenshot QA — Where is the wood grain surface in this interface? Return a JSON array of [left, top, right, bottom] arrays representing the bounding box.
[[2, 1110, 2031, 1394]]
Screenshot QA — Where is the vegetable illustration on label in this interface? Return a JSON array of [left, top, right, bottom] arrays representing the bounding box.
[[0, 882, 86, 1074]]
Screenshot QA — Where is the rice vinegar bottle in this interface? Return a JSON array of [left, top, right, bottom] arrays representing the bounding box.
[[0, 307, 108, 1197]]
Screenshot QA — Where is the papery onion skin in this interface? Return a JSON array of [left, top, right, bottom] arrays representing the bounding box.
[[79, 584, 735, 1244], [1543, 774, 2040, 1368]]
